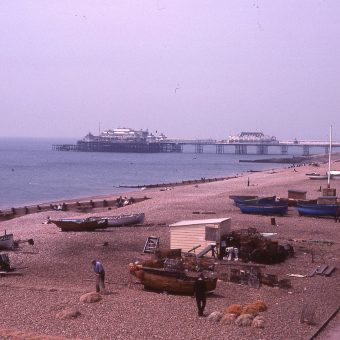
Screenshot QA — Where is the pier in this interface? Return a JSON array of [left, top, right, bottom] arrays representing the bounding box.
[[53, 130, 340, 156], [53, 139, 340, 156]]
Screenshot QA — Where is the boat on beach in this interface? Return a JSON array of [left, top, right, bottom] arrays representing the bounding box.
[[328, 170, 340, 178], [229, 195, 258, 206], [103, 213, 145, 227], [242, 196, 277, 205], [306, 171, 340, 180], [296, 203, 340, 217], [49, 217, 108, 232], [230, 195, 277, 207], [279, 197, 318, 207], [0, 231, 14, 250], [238, 202, 288, 216], [306, 173, 329, 180], [129, 264, 217, 295]]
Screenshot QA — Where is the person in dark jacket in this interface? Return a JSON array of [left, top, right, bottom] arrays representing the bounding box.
[[91, 259, 105, 293], [194, 273, 207, 316]]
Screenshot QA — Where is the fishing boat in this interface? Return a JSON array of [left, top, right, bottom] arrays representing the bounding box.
[[242, 196, 277, 205], [306, 173, 329, 180], [231, 195, 277, 207], [0, 231, 14, 250], [49, 217, 108, 232], [238, 202, 288, 216], [129, 264, 217, 295], [328, 170, 340, 178], [229, 195, 258, 206], [279, 197, 317, 207], [296, 202, 339, 217], [103, 212, 145, 227], [306, 171, 340, 180]]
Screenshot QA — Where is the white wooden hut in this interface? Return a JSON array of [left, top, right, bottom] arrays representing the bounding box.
[[169, 217, 231, 253]]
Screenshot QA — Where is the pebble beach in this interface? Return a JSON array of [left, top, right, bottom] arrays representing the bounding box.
[[1, 157, 339, 340]]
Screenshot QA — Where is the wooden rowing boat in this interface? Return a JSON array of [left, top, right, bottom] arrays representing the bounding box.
[[103, 212, 145, 227], [129, 264, 217, 295], [49, 217, 108, 232]]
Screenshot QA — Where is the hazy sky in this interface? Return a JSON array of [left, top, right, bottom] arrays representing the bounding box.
[[1, 0, 339, 141]]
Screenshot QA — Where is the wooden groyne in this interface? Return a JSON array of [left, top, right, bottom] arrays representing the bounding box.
[[239, 156, 311, 164], [118, 175, 237, 189], [0, 176, 237, 222], [0, 196, 149, 222]]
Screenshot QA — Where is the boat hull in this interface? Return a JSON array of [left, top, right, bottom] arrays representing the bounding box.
[[238, 203, 288, 216], [307, 175, 329, 180], [242, 196, 277, 205], [50, 218, 108, 232], [0, 233, 14, 250], [131, 267, 217, 295], [296, 203, 340, 217], [105, 213, 145, 227], [229, 195, 258, 206]]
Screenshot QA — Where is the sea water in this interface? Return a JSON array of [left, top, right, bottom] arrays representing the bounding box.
[[0, 137, 290, 209]]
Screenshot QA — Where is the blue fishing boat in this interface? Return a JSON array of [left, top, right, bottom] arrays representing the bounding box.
[[238, 202, 288, 216], [296, 203, 340, 217], [229, 195, 258, 206], [229, 195, 277, 207], [243, 196, 277, 205]]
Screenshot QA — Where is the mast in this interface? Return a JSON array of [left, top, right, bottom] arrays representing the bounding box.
[[327, 125, 332, 189]]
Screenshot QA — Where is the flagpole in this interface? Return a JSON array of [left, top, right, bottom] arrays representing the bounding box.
[[327, 125, 332, 189]]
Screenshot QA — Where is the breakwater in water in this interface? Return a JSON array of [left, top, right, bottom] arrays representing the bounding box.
[[118, 175, 237, 189], [239, 156, 310, 164]]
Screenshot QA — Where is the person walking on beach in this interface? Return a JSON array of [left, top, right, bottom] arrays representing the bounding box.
[[91, 259, 105, 293], [194, 273, 207, 316]]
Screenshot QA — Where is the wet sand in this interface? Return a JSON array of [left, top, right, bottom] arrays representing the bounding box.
[[0, 157, 339, 340]]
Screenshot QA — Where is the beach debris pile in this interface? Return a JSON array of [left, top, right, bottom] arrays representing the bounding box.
[[220, 228, 294, 264], [208, 300, 267, 328]]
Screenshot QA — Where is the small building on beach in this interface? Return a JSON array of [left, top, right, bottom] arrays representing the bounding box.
[[169, 217, 231, 253]]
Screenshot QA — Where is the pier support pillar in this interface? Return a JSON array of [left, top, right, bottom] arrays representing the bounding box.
[[281, 145, 288, 154], [160, 143, 183, 153], [303, 145, 310, 156], [256, 145, 268, 155], [324, 146, 329, 155], [195, 144, 203, 153], [235, 145, 247, 155], [216, 145, 224, 154]]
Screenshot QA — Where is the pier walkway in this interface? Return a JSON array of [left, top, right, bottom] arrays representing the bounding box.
[[53, 139, 340, 156]]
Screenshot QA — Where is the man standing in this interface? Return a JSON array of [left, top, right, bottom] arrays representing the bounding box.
[[194, 273, 207, 316], [91, 259, 105, 293]]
